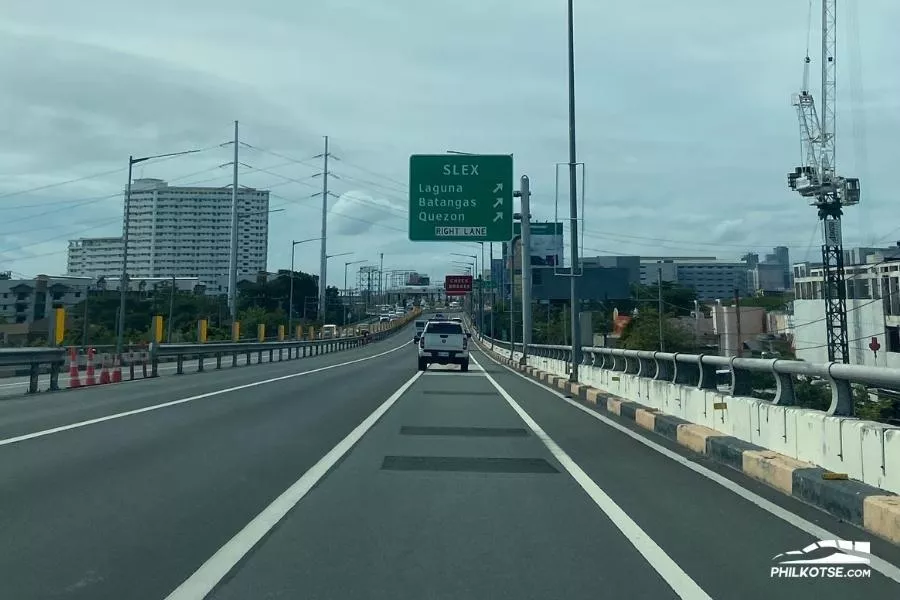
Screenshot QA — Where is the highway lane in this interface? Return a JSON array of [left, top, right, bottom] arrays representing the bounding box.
[[0, 335, 412, 441], [0, 327, 418, 600], [179, 347, 899, 600], [3, 329, 899, 599]]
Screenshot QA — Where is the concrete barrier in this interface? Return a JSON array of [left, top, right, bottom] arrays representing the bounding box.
[[474, 336, 900, 546]]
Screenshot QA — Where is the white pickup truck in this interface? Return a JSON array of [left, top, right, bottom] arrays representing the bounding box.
[[417, 320, 469, 372]]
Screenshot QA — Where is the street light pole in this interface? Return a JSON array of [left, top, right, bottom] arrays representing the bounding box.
[[288, 236, 321, 337], [115, 146, 206, 355], [566, 0, 582, 382], [319, 251, 352, 321]]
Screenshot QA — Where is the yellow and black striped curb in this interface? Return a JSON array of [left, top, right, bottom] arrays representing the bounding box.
[[476, 340, 900, 546]]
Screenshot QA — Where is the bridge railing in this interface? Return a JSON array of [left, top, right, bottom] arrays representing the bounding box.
[[150, 336, 365, 376], [0, 348, 67, 393], [474, 334, 900, 418]]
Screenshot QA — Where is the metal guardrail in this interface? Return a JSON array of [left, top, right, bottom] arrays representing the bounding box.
[[0, 311, 419, 395], [474, 334, 900, 417], [0, 348, 67, 393], [150, 336, 369, 376]]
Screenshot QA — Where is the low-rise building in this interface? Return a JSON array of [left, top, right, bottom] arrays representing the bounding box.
[[793, 253, 900, 366]]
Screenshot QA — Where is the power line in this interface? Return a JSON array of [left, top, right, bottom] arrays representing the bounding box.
[[0, 142, 228, 202], [238, 143, 321, 169]]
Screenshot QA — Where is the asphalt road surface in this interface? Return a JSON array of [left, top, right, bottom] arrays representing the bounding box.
[[1, 328, 898, 599]]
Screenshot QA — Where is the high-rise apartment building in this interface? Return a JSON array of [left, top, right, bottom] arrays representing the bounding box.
[[67, 179, 270, 294], [66, 237, 123, 279]]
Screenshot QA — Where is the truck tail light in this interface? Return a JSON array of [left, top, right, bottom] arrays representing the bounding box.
[[462, 337, 468, 350]]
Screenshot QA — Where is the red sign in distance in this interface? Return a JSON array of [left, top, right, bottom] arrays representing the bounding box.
[[870, 337, 881, 353], [445, 275, 473, 296]]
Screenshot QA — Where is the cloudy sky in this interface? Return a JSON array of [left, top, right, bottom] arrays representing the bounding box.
[[1, 0, 898, 287]]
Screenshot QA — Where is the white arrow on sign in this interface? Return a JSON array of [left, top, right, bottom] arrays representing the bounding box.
[[493, 197, 503, 208], [493, 211, 503, 222], [492, 183, 503, 193]]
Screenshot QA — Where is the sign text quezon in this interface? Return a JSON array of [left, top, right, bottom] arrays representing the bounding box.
[[444, 275, 473, 296], [408, 154, 513, 242]]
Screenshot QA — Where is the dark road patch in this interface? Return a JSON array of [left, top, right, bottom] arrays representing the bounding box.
[[399, 426, 528, 437], [381, 456, 558, 474], [421, 391, 497, 396]]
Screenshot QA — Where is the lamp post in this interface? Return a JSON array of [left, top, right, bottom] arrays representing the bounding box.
[[343, 260, 366, 325], [117, 148, 206, 355], [319, 251, 352, 321], [289, 236, 322, 337]]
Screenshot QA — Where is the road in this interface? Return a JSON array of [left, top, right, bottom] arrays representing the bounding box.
[[0, 324, 898, 599]]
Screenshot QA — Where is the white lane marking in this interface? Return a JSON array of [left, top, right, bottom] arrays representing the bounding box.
[[163, 370, 423, 600], [474, 348, 900, 584], [469, 356, 713, 599], [0, 342, 410, 448]]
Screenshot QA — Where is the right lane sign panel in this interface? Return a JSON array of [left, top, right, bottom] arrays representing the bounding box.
[[408, 154, 513, 242]]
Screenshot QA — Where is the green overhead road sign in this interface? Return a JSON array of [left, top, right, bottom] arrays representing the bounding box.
[[408, 154, 513, 242]]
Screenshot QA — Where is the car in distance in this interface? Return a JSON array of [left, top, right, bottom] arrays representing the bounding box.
[[417, 320, 469, 372]]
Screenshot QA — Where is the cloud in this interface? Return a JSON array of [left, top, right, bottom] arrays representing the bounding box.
[[2, 0, 900, 285]]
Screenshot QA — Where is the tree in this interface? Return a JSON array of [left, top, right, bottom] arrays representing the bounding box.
[[629, 282, 698, 316], [619, 308, 694, 352]]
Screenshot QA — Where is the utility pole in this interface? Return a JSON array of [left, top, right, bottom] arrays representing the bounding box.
[[505, 238, 516, 360], [519, 175, 533, 361], [693, 299, 700, 351], [657, 266, 665, 352], [734, 288, 743, 357], [489, 242, 495, 338], [379, 253, 384, 305], [167, 275, 175, 342], [82, 285, 90, 347], [228, 120, 240, 320], [566, 0, 582, 381], [318, 136, 330, 322]]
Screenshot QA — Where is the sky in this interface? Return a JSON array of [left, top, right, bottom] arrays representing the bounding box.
[[1, 0, 899, 288]]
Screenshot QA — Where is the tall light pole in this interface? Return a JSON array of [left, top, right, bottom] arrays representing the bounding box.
[[343, 260, 366, 325], [319, 251, 352, 321], [117, 147, 205, 355], [565, 0, 582, 382], [289, 236, 322, 337]]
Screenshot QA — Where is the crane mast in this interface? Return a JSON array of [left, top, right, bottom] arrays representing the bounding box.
[[787, 0, 860, 363]]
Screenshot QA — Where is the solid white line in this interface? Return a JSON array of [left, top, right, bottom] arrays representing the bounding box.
[[0, 342, 410, 448], [470, 355, 713, 599], [163, 370, 423, 600], [474, 348, 900, 584]]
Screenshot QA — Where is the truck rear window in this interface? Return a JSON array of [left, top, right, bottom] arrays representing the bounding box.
[[425, 322, 463, 334], [415, 321, 426, 328]]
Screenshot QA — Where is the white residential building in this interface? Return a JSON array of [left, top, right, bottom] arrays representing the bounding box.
[[67, 179, 270, 294], [793, 255, 900, 367], [67, 237, 123, 279], [640, 257, 750, 301]]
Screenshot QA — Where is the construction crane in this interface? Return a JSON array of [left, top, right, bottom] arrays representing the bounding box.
[[787, 0, 861, 363]]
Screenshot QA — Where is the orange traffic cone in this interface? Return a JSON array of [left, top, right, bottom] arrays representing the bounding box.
[[67, 347, 82, 388]]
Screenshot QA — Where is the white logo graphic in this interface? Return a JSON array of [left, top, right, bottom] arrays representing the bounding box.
[[770, 540, 872, 579]]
